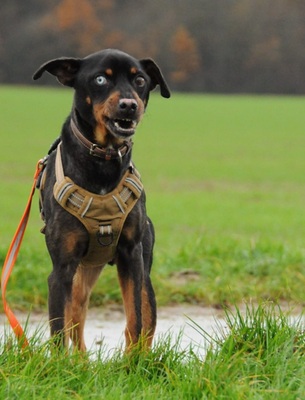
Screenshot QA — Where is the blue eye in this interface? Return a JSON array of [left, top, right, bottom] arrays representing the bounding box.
[[95, 76, 107, 85]]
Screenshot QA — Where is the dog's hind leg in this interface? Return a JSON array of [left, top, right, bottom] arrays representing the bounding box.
[[140, 220, 156, 347], [140, 272, 156, 348], [64, 265, 103, 351], [117, 241, 156, 350], [117, 244, 143, 349]]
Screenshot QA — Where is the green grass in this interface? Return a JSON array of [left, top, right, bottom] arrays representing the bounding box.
[[194, 302, 305, 399], [1, 303, 305, 399], [1, 88, 305, 396], [1, 86, 305, 309]]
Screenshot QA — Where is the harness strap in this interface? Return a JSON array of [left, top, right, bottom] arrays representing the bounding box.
[[55, 143, 65, 182], [53, 143, 143, 267]]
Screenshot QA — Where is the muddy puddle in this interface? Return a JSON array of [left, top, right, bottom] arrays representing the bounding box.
[[0, 305, 228, 357], [0, 304, 302, 358]]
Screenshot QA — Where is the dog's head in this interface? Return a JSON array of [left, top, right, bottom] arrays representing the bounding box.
[[33, 49, 170, 144]]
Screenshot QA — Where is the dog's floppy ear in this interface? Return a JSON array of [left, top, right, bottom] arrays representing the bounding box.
[[140, 59, 171, 98], [32, 57, 82, 87]]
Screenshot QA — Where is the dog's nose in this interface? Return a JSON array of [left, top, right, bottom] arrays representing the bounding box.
[[119, 98, 138, 113]]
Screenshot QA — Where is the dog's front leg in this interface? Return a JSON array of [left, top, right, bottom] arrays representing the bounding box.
[[46, 223, 88, 348], [117, 243, 145, 350], [66, 265, 103, 351], [48, 262, 77, 347]]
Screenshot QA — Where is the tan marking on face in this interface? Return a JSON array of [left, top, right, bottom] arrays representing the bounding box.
[[130, 67, 138, 74], [93, 90, 145, 146], [93, 102, 109, 145], [93, 91, 121, 145], [86, 96, 92, 105], [105, 68, 113, 76]]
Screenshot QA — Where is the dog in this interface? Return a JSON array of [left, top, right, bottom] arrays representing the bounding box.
[[33, 49, 170, 351]]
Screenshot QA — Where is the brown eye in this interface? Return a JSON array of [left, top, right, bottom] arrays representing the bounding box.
[[135, 76, 146, 87]]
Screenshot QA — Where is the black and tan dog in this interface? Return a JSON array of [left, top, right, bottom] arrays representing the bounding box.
[[33, 49, 170, 351]]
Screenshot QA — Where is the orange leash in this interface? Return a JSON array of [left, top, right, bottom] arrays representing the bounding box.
[[1, 160, 43, 347]]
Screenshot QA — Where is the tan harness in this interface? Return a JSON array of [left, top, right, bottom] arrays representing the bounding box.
[[51, 143, 143, 268]]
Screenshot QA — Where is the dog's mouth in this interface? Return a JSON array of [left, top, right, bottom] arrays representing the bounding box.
[[105, 117, 138, 138]]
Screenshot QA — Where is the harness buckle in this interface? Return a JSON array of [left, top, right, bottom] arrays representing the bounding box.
[[89, 143, 99, 156], [97, 224, 114, 246]]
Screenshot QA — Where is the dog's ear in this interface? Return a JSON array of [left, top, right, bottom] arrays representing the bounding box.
[[140, 59, 171, 98], [32, 57, 82, 87]]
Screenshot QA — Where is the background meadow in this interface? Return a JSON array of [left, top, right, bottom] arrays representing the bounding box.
[[1, 86, 305, 310], [2, 2, 305, 397]]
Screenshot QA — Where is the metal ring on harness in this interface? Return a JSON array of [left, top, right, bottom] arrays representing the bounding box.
[[97, 224, 114, 246]]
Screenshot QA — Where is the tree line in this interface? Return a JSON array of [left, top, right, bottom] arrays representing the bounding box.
[[1, 0, 305, 94]]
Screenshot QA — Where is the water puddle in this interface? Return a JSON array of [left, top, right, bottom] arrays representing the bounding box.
[[0, 305, 227, 357]]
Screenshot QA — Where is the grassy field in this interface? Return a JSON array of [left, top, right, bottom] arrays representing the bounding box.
[[1, 86, 305, 398], [1, 303, 305, 399], [1, 86, 305, 309]]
